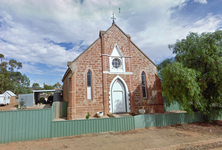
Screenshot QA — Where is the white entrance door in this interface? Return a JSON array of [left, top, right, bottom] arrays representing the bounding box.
[[112, 80, 126, 113]]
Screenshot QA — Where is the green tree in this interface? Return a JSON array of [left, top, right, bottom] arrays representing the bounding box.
[[43, 84, 54, 90], [32, 83, 41, 90], [0, 53, 4, 63], [159, 30, 222, 119], [0, 53, 31, 94], [53, 82, 62, 89], [16, 74, 32, 94], [157, 58, 175, 80]]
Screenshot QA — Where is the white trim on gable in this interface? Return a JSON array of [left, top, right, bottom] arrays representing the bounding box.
[[103, 71, 133, 74], [109, 44, 126, 73], [111, 43, 123, 57], [101, 54, 132, 58]]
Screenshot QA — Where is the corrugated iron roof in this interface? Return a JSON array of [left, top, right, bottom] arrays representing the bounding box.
[[4, 90, 16, 97], [33, 89, 63, 93]]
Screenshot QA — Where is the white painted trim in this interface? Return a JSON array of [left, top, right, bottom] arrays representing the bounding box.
[[111, 43, 123, 56], [103, 71, 133, 74], [101, 54, 132, 58], [122, 57, 125, 72], [109, 43, 127, 73], [109, 76, 130, 113]]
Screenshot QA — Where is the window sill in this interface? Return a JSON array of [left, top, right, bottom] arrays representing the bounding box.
[[103, 71, 133, 74]]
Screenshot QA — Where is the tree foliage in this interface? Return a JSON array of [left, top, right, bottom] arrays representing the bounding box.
[[43, 84, 54, 90], [32, 83, 41, 90], [159, 30, 222, 118], [0, 54, 32, 94], [53, 82, 62, 89]]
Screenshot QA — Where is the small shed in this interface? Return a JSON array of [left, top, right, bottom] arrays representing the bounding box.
[[4, 90, 16, 103], [19, 93, 35, 107], [0, 93, 8, 105], [0, 90, 16, 105]]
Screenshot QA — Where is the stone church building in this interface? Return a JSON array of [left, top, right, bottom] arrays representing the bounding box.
[[62, 23, 164, 120]]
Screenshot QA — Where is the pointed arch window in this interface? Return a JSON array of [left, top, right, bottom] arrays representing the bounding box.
[[141, 72, 147, 98], [87, 70, 92, 99]]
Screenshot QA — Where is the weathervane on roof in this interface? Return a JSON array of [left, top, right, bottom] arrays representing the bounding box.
[[111, 13, 116, 24]]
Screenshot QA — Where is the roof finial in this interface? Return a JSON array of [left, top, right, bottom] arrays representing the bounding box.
[[111, 13, 116, 24]]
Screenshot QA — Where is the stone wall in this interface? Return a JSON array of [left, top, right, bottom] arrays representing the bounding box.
[[63, 24, 164, 120], [72, 39, 104, 119], [62, 73, 69, 102]]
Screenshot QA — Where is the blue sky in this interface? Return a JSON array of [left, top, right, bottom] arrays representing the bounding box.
[[0, 0, 222, 87]]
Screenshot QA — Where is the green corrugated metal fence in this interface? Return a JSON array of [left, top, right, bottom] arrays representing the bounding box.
[[134, 114, 156, 128], [0, 109, 52, 143], [51, 117, 135, 138], [134, 112, 205, 128], [112, 117, 135, 132], [155, 112, 204, 127], [1, 108, 221, 143]]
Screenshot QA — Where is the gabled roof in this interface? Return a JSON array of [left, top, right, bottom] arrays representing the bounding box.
[[71, 38, 100, 64], [130, 40, 156, 67], [62, 67, 71, 82], [3, 90, 16, 97], [65, 23, 157, 73], [111, 23, 156, 67]]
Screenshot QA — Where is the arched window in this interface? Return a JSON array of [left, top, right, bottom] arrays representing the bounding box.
[[87, 70, 92, 99], [141, 72, 147, 98]]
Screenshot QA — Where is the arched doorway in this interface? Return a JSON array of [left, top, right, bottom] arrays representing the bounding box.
[[111, 79, 127, 113]]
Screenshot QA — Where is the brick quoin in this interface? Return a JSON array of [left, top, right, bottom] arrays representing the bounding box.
[[62, 23, 164, 120]]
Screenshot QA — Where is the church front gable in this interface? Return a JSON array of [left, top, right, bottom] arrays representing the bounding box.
[[64, 22, 164, 120]]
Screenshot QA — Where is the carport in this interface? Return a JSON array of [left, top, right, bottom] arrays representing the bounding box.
[[33, 89, 63, 104]]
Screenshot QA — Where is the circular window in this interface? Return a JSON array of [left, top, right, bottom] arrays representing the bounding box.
[[112, 58, 121, 68]]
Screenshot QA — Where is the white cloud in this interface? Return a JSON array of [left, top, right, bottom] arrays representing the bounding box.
[[20, 63, 44, 75], [0, 12, 80, 69], [134, 13, 222, 63], [20, 62, 66, 76], [194, 0, 207, 4], [0, 0, 221, 79]]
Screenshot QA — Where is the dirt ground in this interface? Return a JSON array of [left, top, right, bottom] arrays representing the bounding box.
[[0, 102, 18, 111], [1, 121, 222, 150], [0, 101, 51, 111]]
